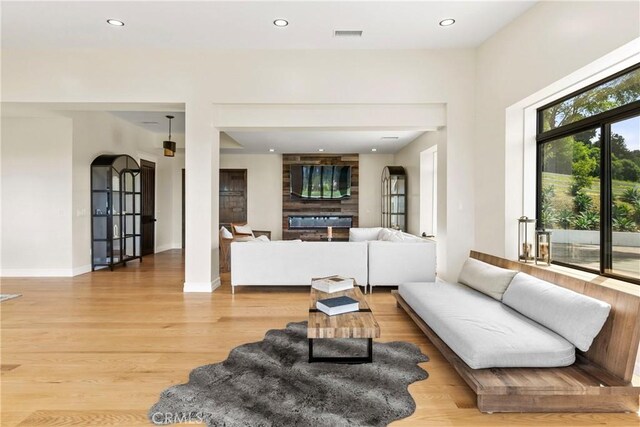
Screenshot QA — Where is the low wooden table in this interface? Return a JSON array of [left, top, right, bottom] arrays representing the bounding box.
[[307, 285, 380, 363]]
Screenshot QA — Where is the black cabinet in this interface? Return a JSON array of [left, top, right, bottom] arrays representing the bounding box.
[[381, 166, 407, 231], [91, 154, 142, 271]]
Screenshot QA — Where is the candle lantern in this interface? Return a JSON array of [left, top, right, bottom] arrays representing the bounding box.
[[517, 216, 536, 263], [535, 229, 552, 266]]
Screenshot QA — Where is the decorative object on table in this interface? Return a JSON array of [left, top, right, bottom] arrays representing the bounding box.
[[163, 115, 176, 157], [535, 229, 552, 266], [517, 216, 536, 263], [91, 154, 142, 271], [309, 286, 379, 363], [311, 275, 354, 293], [316, 295, 359, 316], [0, 294, 22, 303], [381, 166, 407, 231], [149, 321, 428, 427], [327, 225, 333, 241]]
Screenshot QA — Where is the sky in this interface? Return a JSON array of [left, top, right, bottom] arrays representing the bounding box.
[[611, 115, 639, 152]]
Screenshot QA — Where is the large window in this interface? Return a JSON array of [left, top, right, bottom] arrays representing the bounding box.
[[537, 63, 640, 283]]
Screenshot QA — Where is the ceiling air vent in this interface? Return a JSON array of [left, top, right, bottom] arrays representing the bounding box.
[[334, 30, 363, 37]]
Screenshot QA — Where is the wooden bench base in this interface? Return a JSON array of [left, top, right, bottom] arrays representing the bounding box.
[[392, 290, 640, 413]]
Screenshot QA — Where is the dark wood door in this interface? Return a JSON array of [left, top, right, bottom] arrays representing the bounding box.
[[140, 159, 156, 256], [219, 169, 247, 228]]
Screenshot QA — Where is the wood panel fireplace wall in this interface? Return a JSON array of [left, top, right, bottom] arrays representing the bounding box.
[[282, 154, 359, 241]]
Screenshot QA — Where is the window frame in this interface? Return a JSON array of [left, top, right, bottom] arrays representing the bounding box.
[[536, 62, 640, 285]]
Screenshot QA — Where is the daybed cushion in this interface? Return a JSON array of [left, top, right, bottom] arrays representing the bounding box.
[[349, 227, 383, 242], [398, 280, 575, 369], [502, 272, 611, 352], [458, 257, 517, 301]]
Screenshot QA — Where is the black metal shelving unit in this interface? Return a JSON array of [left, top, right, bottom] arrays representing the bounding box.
[[381, 166, 407, 231], [90, 154, 142, 271]]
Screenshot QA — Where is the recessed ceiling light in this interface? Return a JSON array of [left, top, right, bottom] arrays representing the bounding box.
[[318, 148, 325, 152], [371, 148, 377, 152], [269, 148, 275, 152], [141, 121, 159, 125], [439, 19, 455, 27], [273, 19, 289, 27], [107, 19, 125, 26], [381, 136, 399, 140]]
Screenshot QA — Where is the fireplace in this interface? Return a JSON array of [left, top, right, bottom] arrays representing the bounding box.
[[288, 215, 353, 230]]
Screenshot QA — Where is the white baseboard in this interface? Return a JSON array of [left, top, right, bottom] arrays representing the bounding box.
[[183, 277, 221, 293], [72, 264, 92, 276], [155, 244, 174, 253], [1, 268, 75, 277], [156, 243, 184, 253]]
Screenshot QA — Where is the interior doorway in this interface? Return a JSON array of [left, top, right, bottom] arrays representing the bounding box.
[[140, 159, 156, 256], [420, 146, 437, 237], [219, 169, 247, 228]]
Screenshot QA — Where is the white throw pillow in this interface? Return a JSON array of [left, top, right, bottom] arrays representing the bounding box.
[[220, 226, 233, 239], [234, 236, 255, 242], [378, 228, 400, 241], [349, 227, 383, 242], [377, 228, 422, 242], [502, 272, 611, 352], [233, 224, 254, 236], [458, 257, 517, 301], [400, 232, 423, 242]]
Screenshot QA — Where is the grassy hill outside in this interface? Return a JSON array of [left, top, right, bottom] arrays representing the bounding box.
[[542, 171, 638, 215]]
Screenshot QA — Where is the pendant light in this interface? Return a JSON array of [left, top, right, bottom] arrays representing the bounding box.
[[163, 115, 176, 157]]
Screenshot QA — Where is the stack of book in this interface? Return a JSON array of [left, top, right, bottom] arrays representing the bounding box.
[[316, 295, 359, 316], [311, 275, 354, 293]]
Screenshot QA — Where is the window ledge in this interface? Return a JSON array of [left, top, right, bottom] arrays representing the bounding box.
[[534, 263, 639, 297]]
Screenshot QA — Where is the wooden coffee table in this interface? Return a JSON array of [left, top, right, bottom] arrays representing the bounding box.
[[308, 285, 381, 363]]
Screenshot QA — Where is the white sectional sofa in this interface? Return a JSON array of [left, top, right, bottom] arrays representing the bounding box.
[[230, 227, 436, 292], [230, 241, 368, 293], [349, 227, 436, 289]]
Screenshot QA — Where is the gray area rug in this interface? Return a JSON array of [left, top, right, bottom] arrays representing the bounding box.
[[150, 321, 428, 426], [0, 294, 21, 303]]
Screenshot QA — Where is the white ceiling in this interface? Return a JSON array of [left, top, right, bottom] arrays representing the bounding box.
[[2, 1, 536, 50], [107, 110, 428, 153], [224, 130, 428, 154], [1, 2, 537, 152], [110, 111, 186, 134]]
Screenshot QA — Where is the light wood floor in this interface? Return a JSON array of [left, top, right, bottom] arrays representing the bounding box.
[[1, 250, 638, 426]]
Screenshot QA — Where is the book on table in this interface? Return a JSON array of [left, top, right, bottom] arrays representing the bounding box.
[[311, 275, 354, 293], [316, 295, 359, 316]]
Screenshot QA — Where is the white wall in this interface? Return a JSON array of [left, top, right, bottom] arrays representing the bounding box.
[[358, 153, 394, 227], [395, 130, 446, 237], [219, 153, 283, 240], [1, 117, 74, 275], [420, 146, 437, 237], [0, 110, 184, 276], [474, 1, 640, 258], [1, 47, 478, 283], [69, 111, 184, 271]]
